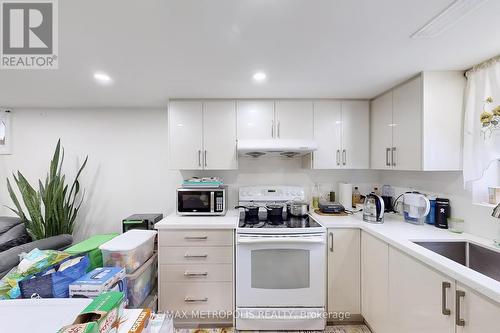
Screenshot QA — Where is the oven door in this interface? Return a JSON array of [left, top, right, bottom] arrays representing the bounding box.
[[236, 233, 326, 307]]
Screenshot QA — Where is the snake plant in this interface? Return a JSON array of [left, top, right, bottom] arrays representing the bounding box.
[[6, 140, 88, 240]]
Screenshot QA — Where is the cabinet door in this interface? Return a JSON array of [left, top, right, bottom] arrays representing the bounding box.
[[389, 247, 455, 333], [275, 101, 313, 140], [203, 101, 237, 170], [328, 229, 361, 316], [370, 92, 393, 170], [237, 100, 275, 140], [392, 76, 422, 170], [169, 101, 203, 170], [361, 232, 390, 333], [456, 283, 500, 333], [313, 101, 342, 169], [341, 101, 369, 169]]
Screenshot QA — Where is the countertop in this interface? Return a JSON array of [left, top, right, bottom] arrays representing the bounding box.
[[312, 212, 500, 305], [155, 210, 240, 230]]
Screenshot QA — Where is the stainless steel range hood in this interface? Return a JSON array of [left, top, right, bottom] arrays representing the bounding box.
[[237, 139, 317, 158]]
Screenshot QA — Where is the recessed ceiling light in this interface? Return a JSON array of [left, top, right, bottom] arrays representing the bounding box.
[[411, 0, 489, 38], [253, 71, 267, 82], [93, 71, 113, 85]]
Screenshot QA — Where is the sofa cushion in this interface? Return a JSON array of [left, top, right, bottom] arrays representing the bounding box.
[[0, 217, 23, 235], [0, 224, 31, 252]]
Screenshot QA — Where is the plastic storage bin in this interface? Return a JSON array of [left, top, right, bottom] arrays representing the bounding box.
[[65, 234, 119, 272], [99, 230, 157, 274], [126, 253, 157, 308]]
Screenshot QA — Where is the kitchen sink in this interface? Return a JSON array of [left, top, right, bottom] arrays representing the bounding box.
[[413, 241, 500, 283]]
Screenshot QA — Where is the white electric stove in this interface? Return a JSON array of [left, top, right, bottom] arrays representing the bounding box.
[[235, 186, 326, 331]]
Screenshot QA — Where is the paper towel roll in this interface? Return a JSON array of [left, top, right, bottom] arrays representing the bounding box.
[[339, 183, 352, 209]]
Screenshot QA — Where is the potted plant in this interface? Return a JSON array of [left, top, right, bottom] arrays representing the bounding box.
[[6, 140, 88, 240]]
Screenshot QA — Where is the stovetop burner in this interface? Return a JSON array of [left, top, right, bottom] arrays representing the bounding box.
[[238, 211, 322, 229]]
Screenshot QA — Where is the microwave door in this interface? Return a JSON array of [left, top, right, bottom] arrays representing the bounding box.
[[178, 191, 211, 213]]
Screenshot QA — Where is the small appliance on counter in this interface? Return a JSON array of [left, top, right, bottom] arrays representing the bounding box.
[[122, 214, 163, 233], [363, 193, 384, 223], [403, 192, 430, 225], [176, 185, 227, 216], [318, 201, 345, 214], [435, 197, 450, 229]]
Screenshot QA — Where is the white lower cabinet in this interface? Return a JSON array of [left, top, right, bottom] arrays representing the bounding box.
[[361, 232, 390, 333], [327, 229, 361, 318], [456, 283, 500, 333], [158, 229, 234, 324], [360, 233, 500, 333], [389, 247, 455, 333]]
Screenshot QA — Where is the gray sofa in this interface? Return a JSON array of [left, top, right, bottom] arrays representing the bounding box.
[[0, 217, 73, 278]]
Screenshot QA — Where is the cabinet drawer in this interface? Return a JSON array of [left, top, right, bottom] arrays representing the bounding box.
[[161, 264, 232, 282], [160, 282, 233, 313], [159, 230, 233, 247], [159, 246, 232, 264]]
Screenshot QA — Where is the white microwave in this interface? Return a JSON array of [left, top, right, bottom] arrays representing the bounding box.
[[176, 187, 227, 216]]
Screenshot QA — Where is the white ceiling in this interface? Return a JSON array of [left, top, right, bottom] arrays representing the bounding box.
[[1, 0, 499, 108]]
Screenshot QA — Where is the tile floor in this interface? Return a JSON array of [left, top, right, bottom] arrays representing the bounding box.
[[174, 325, 371, 333]]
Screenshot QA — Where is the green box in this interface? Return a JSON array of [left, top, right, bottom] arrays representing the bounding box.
[[58, 291, 125, 333], [66, 234, 118, 272]]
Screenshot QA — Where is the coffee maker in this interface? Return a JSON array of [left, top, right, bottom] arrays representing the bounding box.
[[381, 185, 394, 213]]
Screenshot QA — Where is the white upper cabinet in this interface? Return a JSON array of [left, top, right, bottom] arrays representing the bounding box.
[[169, 101, 203, 170], [313, 101, 342, 169], [203, 101, 238, 170], [275, 101, 314, 140], [237, 101, 275, 140], [313, 100, 369, 169], [169, 100, 237, 170], [341, 101, 369, 169], [370, 71, 465, 171], [370, 91, 393, 170], [392, 75, 423, 170]]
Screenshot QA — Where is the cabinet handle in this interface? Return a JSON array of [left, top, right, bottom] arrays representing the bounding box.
[[336, 150, 340, 166], [277, 121, 280, 138], [184, 253, 208, 258], [184, 236, 208, 240], [329, 232, 334, 252], [441, 282, 451, 315], [271, 120, 274, 138], [455, 290, 465, 326], [184, 271, 208, 277], [184, 297, 208, 303], [391, 147, 396, 167], [385, 148, 391, 166], [198, 150, 201, 167], [342, 149, 346, 166], [204, 150, 207, 167]]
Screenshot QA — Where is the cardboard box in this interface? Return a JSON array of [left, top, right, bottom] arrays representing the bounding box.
[[70, 267, 127, 299], [59, 291, 125, 333], [117, 309, 151, 333]]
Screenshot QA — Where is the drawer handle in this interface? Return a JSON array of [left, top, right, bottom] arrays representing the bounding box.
[[184, 236, 208, 240], [184, 253, 208, 258], [184, 297, 208, 303], [184, 271, 208, 277]]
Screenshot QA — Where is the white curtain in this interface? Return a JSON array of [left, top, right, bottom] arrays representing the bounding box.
[[463, 57, 500, 189]]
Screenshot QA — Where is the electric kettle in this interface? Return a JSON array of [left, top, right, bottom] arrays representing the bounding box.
[[363, 193, 385, 223]]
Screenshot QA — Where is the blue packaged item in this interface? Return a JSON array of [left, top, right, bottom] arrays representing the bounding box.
[[69, 267, 127, 299], [19, 255, 89, 299], [426, 196, 437, 225]]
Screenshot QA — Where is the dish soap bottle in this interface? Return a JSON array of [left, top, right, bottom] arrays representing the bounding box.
[[352, 187, 361, 208]]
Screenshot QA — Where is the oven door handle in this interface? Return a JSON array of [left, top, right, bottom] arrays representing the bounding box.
[[237, 236, 325, 244]]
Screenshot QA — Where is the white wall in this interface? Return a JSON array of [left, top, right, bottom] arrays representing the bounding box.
[[1, 108, 498, 243], [379, 171, 499, 240]]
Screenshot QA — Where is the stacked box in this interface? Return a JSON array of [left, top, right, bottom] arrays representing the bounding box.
[[70, 267, 127, 299]]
